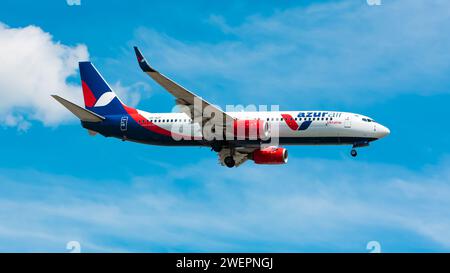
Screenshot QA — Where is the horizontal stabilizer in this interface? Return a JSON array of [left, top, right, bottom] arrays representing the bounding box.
[[51, 95, 105, 122]]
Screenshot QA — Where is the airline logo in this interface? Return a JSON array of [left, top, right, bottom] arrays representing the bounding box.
[[81, 80, 116, 108], [81, 81, 97, 107], [93, 92, 116, 107], [282, 112, 341, 131], [298, 111, 329, 118], [281, 114, 312, 131], [297, 111, 342, 118]]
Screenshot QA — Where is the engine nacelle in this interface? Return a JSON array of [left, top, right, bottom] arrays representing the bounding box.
[[233, 119, 270, 140], [252, 147, 288, 165]]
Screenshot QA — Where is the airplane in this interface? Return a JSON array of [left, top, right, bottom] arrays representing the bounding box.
[[52, 46, 390, 168]]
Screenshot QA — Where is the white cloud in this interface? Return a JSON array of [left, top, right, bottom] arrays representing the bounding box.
[[1, 157, 450, 252], [112, 81, 151, 108], [133, 0, 450, 106], [0, 23, 145, 131], [3, 113, 31, 132], [0, 23, 88, 129]]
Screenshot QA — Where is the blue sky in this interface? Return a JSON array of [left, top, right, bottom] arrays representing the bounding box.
[[0, 0, 450, 252]]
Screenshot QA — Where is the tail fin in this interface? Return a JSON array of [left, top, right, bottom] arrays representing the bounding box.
[[79, 62, 127, 116]]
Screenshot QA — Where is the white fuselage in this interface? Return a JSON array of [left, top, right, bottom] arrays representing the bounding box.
[[130, 110, 390, 144]]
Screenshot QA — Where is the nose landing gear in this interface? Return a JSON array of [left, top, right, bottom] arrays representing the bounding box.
[[350, 141, 369, 157]]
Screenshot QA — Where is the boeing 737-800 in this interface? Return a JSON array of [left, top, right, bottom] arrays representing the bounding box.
[[52, 47, 390, 168]]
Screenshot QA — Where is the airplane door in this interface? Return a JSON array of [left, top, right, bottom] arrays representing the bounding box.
[[120, 116, 128, 132], [344, 116, 351, 128]]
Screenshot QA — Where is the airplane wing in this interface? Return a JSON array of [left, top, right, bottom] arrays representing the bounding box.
[[133, 46, 234, 125]]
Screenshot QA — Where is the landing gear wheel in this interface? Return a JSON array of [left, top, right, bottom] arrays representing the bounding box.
[[224, 156, 235, 168], [351, 149, 358, 157]]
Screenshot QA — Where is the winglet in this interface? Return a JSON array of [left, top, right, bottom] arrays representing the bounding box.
[[52, 95, 105, 122], [133, 46, 155, 72]]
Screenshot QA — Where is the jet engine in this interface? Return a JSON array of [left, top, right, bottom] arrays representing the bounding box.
[[251, 147, 288, 164]]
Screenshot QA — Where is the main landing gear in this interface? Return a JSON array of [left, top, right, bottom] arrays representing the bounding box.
[[224, 156, 236, 168], [351, 149, 358, 157], [217, 146, 246, 168]]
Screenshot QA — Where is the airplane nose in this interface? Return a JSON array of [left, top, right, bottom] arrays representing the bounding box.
[[377, 124, 390, 138]]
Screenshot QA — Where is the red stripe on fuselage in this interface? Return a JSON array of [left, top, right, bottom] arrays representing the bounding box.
[[122, 104, 196, 140]]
